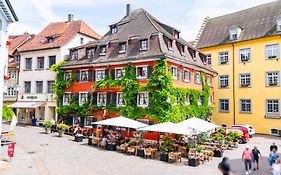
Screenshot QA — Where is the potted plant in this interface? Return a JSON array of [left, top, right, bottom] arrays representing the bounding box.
[[128, 140, 135, 147], [159, 136, 175, 162], [230, 131, 242, 148], [196, 145, 205, 153], [43, 120, 53, 134], [106, 130, 118, 151], [57, 123, 69, 137]]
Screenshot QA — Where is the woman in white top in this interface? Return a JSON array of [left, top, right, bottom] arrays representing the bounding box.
[[272, 159, 281, 175]]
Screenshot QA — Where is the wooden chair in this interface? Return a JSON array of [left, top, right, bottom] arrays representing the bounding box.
[[120, 144, 128, 153], [127, 146, 136, 155], [144, 148, 152, 159], [168, 152, 177, 163]]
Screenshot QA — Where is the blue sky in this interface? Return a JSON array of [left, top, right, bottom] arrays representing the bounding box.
[[9, 0, 273, 41]]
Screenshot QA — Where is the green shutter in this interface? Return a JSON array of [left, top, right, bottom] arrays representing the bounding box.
[[111, 69, 115, 80], [106, 93, 111, 106], [147, 66, 153, 78], [88, 70, 92, 81], [177, 68, 180, 80], [112, 93, 117, 106], [93, 70, 96, 82], [76, 71, 80, 82], [92, 93, 97, 105]]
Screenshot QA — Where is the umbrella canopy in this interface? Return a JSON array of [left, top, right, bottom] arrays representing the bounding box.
[[177, 117, 220, 133], [93, 116, 148, 129], [138, 122, 191, 135]]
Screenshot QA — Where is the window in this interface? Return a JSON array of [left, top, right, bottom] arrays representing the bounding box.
[[219, 52, 229, 65], [111, 25, 117, 34], [79, 93, 88, 104], [36, 81, 43, 93], [47, 81, 54, 93], [180, 45, 185, 56], [240, 48, 251, 62], [171, 66, 179, 80], [183, 69, 191, 82], [80, 37, 84, 45], [185, 95, 190, 105], [266, 99, 279, 114], [86, 48, 95, 59], [63, 93, 71, 105], [219, 75, 229, 88], [96, 69, 106, 81], [194, 73, 201, 84], [24, 81, 31, 93], [136, 66, 147, 79], [8, 71, 17, 80], [99, 45, 106, 56], [168, 39, 173, 51], [48, 56, 56, 68], [80, 70, 89, 82], [240, 99, 251, 113], [139, 39, 148, 51], [119, 43, 126, 54], [115, 68, 125, 79], [240, 74, 251, 87], [198, 97, 202, 105], [219, 99, 229, 112], [70, 50, 78, 60], [117, 92, 125, 106], [277, 16, 281, 32], [266, 71, 279, 86], [64, 71, 72, 81], [266, 44, 279, 59], [6, 87, 16, 96], [206, 54, 212, 66], [15, 55, 20, 63], [137, 92, 149, 107], [207, 75, 212, 85], [229, 28, 238, 40], [25, 58, 32, 70], [97, 93, 107, 106], [37, 57, 44, 69], [208, 95, 212, 105]]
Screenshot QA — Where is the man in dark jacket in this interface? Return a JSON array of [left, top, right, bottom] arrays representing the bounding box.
[[218, 157, 231, 175]]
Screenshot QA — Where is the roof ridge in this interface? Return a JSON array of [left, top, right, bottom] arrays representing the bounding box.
[[141, 9, 160, 32]]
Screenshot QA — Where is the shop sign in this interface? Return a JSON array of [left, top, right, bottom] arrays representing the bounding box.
[[26, 96, 38, 99], [264, 115, 281, 119]]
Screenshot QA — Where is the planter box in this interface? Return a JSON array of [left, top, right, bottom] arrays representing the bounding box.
[[214, 150, 223, 157], [74, 135, 83, 142], [160, 153, 168, 162], [106, 144, 117, 151], [188, 158, 200, 167], [137, 149, 144, 157]]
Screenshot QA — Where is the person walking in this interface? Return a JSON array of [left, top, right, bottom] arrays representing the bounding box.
[[271, 142, 278, 152], [272, 159, 281, 175], [252, 146, 262, 171], [269, 148, 279, 166], [218, 157, 231, 175], [242, 145, 253, 175]]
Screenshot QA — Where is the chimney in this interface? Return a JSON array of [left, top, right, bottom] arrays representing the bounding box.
[[68, 14, 74, 22], [126, 4, 131, 17]]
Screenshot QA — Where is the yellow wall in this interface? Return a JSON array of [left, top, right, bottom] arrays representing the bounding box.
[[200, 36, 281, 134]]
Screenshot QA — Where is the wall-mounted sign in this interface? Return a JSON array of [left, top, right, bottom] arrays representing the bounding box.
[[26, 96, 38, 99], [264, 115, 281, 119]]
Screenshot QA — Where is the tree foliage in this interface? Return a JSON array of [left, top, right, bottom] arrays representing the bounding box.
[[3, 105, 15, 121]]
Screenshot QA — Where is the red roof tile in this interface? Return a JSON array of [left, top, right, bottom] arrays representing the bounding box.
[[8, 34, 33, 55]]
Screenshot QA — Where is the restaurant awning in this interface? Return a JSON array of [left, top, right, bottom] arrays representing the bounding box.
[[8, 102, 45, 109], [176, 117, 220, 133], [92, 116, 148, 129], [138, 122, 191, 135]]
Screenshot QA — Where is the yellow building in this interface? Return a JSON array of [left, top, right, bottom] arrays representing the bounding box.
[[196, 1, 281, 134]]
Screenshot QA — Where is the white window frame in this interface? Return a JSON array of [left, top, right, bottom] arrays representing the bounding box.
[[136, 66, 148, 79], [240, 99, 251, 113], [63, 92, 71, 105], [97, 92, 107, 106], [183, 69, 190, 82], [219, 99, 230, 112], [6, 87, 16, 96], [37, 57, 45, 69], [185, 94, 190, 105], [8, 70, 17, 80], [207, 75, 212, 86], [218, 51, 229, 65], [139, 39, 148, 51], [239, 48, 251, 62], [99, 46, 107, 56], [79, 92, 88, 105], [95, 69, 106, 81], [266, 99, 280, 114], [171, 66, 178, 80], [266, 44, 279, 59], [115, 67, 125, 80], [116, 92, 125, 106], [119, 43, 126, 54], [86, 48, 95, 59], [36, 81, 43, 93], [266, 71, 279, 86], [137, 92, 149, 107], [208, 95, 212, 105], [80, 69, 89, 82], [219, 75, 229, 88], [195, 72, 201, 84], [239, 73, 251, 87], [64, 71, 72, 81], [198, 97, 202, 105], [206, 54, 212, 66], [229, 28, 238, 40]]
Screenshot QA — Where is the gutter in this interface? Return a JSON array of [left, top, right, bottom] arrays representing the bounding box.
[[5, 0, 18, 21]]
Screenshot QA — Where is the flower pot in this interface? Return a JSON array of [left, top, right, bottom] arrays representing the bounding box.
[[45, 128, 51, 134], [160, 153, 169, 162], [106, 143, 116, 151], [188, 158, 200, 167], [74, 135, 83, 142], [58, 130, 64, 137], [214, 150, 223, 157], [137, 148, 144, 157]]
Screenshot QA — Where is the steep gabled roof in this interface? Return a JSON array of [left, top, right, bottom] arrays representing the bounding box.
[[197, 0, 281, 48], [19, 20, 101, 52], [8, 34, 33, 56]]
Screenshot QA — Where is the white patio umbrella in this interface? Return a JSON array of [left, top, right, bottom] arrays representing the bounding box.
[[177, 117, 220, 133], [138, 122, 191, 135]]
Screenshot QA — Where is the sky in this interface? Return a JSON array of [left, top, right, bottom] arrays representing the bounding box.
[[9, 0, 274, 41]]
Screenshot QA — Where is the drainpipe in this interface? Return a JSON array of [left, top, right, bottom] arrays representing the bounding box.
[[232, 43, 236, 125]]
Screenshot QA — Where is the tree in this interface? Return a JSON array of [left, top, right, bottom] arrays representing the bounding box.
[[2, 105, 15, 121]]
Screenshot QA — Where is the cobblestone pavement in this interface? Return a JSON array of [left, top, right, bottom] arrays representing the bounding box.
[[1, 124, 280, 175]]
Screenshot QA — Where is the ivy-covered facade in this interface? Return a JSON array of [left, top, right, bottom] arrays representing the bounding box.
[[55, 5, 216, 128]]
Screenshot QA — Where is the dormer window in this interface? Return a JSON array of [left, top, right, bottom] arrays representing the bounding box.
[[70, 50, 78, 60], [99, 45, 107, 56], [111, 25, 117, 34], [181, 45, 185, 56], [229, 25, 241, 41], [119, 42, 126, 54], [277, 16, 281, 32], [173, 31, 179, 39], [86, 47, 95, 59], [139, 39, 148, 51], [168, 39, 173, 49]]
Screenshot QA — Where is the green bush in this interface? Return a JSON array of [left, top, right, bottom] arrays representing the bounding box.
[[43, 120, 53, 128], [160, 136, 176, 154], [196, 145, 206, 152], [128, 140, 135, 147], [57, 123, 69, 131], [2, 105, 14, 121]]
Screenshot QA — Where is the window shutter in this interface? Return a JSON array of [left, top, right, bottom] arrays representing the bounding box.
[[76, 71, 80, 82], [75, 93, 79, 103], [169, 66, 172, 74], [189, 71, 192, 82], [112, 93, 117, 106], [148, 92, 152, 107], [111, 69, 115, 80], [93, 70, 96, 82], [182, 70, 185, 81], [88, 92, 92, 101], [148, 66, 153, 77], [177, 68, 180, 80], [105, 69, 109, 79], [88, 70, 92, 81], [93, 93, 97, 105], [106, 93, 111, 106]]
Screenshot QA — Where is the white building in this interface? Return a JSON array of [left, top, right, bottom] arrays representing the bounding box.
[[10, 15, 100, 125]]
